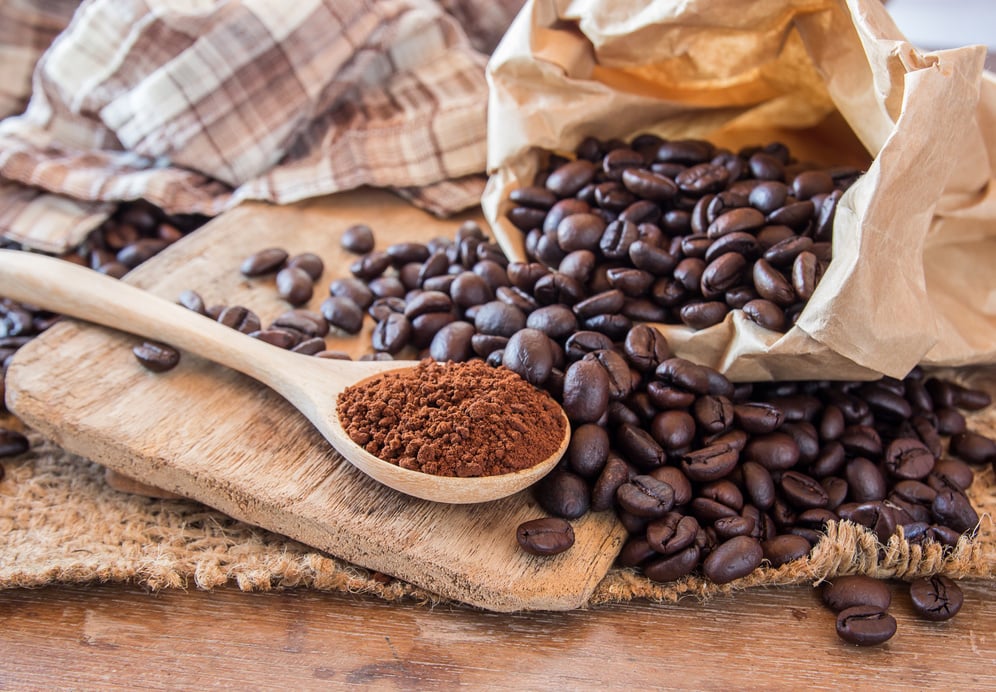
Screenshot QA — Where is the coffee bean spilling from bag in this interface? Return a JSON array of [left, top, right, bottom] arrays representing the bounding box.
[[504, 136, 862, 332], [295, 214, 993, 587]]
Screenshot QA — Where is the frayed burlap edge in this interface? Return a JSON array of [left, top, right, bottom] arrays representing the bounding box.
[[0, 376, 993, 612]]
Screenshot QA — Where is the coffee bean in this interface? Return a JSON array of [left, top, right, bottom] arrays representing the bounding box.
[[845, 457, 887, 502], [883, 438, 935, 480], [241, 247, 288, 276], [341, 224, 375, 254], [320, 296, 364, 334], [546, 159, 598, 197], [250, 328, 300, 349], [680, 444, 739, 482], [0, 428, 30, 457], [822, 575, 892, 611], [502, 328, 554, 386], [287, 253, 325, 281], [276, 267, 315, 306], [761, 534, 811, 566], [702, 535, 763, 584], [536, 469, 590, 519], [132, 340, 180, 372], [516, 517, 575, 556], [177, 289, 207, 315], [329, 277, 375, 310], [371, 313, 411, 354], [909, 575, 963, 621], [949, 431, 996, 465], [835, 605, 897, 646], [562, 359, 610, 424], [752, 259, 795, 307], [616, 475, 675, 518], [743, 433, 800, 471], [643, 544, 701, 582], [217, 306, 261, 334]]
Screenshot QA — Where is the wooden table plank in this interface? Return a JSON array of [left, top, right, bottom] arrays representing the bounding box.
[[0, 582, 993, 689]]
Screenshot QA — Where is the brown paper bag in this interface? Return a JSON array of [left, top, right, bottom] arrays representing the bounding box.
[[482, 0, 996, 381]]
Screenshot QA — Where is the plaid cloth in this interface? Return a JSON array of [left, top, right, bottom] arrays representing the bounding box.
[[0, 0, 524, 252]]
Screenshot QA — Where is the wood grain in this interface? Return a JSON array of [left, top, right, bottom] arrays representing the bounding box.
[[0, 581, 993, 689], [4, 190, 626, 612]]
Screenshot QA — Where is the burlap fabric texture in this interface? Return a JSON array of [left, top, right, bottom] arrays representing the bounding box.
[[1, 401, 992, 610]]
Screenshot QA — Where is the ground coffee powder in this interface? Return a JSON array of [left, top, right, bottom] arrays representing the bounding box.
[[336, 359, 566, 477]]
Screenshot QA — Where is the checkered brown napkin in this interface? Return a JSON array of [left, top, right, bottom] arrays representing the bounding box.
[[0, 0, 523, 253]]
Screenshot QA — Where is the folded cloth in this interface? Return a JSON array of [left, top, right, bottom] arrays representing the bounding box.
[[0, 0, 524, 253]]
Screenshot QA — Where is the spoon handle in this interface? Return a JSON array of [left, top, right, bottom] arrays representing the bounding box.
[[0, 249, 307, 391]]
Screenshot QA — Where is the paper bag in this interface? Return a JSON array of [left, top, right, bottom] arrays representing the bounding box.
[[482, 0, 996, 381]]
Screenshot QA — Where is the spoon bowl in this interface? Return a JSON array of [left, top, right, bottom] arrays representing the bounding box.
[[0, 249, 569, 503]]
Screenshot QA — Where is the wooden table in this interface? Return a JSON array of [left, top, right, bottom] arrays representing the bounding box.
[[0, 580, 993, 689]]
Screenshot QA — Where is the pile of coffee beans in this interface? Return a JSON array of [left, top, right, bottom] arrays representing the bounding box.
[[304, 217, 994, 593], [504, 136, 862, 332], [0, 200, 210, 474], [821, 573, 964, 646]]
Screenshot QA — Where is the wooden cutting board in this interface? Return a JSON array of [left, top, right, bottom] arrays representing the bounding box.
[[5, 189, 627, 612]]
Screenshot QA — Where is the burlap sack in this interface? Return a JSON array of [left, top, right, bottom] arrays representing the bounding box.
[[483, 0, 996, 382]]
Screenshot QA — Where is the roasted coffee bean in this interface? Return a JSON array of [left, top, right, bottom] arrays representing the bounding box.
[[287, 252, 324, 281], [706, 207, 765, 239], [272, 310, 329, 338], [371, 313, 411, 354], [680, 444, 739, 482], [340, 224, 375, 254], [617, 423, 667, 470], [645, 512, 698, 555], [546, 159, 598, 197], [702, 535, 763, 584], [616, 475, 675, 518], [752, 259, 796, 306], [643, 544, 701, 582], [835, 606, 897, 646], [132, 340, 180, 372], [931, 458, 974, 490], [567, 424, 610, 478], [650, 410, 696, 451], [561, 358, 610, 424], [791, 251, 820, 300], [217, 306, 261, 334], [679, 301, 728, 329], [934, 407, 967, 435], [845, 457, 887, 502], [590, 454, 634, 512], [883, 438, 935, 480], [527, 305, 578, 340], [810, 442, 847, 478], [779, 470, 829, 509], [276, 267, 314, 306], [762, 235, 813, 267], [0, 428, 30, 457], [535, 469, 590, 519], [177, 289, 207, 315], [931, 488, 979, 533], [320, 296, 364, 334], [501, 328, 554, 386], [240, 247, 288, 276], [329, 277, 374, 310], [909, 575, 963, 621], [741, 299, 786, 332], [428, 321, 476, 362], [116, 239, 169, 268], [655, 358, 711, 394], [743, 433, 800, 471], [949, 431, 996, 465], [250, 328, 300, 349], [516, 517, 575, 556], [291, 337, 327, 355], [762, 534, 811, 566], [693, 395, 734, 434], [733, 402, 785, 434]]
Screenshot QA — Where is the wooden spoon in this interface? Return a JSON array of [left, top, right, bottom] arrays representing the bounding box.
[[0, 250, 569, 504]]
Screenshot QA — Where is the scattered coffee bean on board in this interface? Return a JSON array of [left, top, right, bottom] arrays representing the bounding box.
[[132, 341, 181, 373], [336, 359, 566, 478], [516, 517, 575, 556]]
